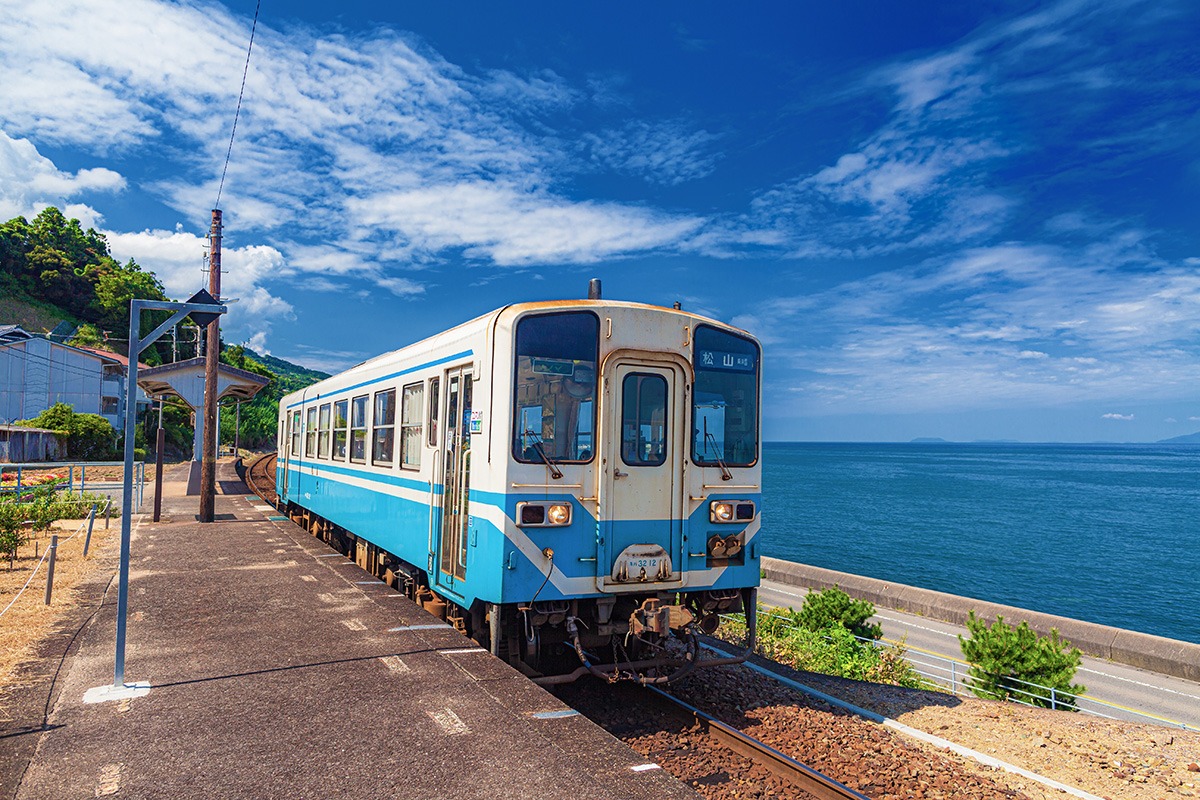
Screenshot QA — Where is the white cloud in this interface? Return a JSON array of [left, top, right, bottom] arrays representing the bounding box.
[[580, 119, 722, 185], [349, 182, 704, 266], [0, 0, 708, 277], [1101, 413, 1134, 421], [102, 227, 293, 346], [0, 130, 124, 223]]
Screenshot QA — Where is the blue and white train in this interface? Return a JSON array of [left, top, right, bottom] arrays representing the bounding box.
[[277, 289, 761, 683]]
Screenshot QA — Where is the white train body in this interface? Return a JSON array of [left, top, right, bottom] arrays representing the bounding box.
[[278, 299, 761, 681]]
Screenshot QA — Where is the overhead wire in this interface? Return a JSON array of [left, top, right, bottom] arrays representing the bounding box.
[[214, 0, 262, 210]]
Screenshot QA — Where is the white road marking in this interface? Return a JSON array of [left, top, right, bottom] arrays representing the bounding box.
[[427, 708, 470, 735], [873, 613, 961, 639]]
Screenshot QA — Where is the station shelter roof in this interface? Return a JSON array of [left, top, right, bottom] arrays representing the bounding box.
[[137, 357, 269, 408]]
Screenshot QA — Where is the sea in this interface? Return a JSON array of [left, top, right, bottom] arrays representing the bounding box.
[[760, 441, 1200, 646]]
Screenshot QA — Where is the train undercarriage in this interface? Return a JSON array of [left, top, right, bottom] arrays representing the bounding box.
[[285, 503, 757, 684]]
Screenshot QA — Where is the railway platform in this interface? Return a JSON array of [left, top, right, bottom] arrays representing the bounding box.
[[6, 459, 698, 799]]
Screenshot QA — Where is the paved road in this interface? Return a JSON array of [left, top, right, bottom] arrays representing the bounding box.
[[758, 579, 1200, 732]]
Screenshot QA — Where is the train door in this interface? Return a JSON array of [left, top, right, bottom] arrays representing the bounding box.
[[599, 360, 686, 589], [281, 408, 299, 500], [435, 367, 472, 594]]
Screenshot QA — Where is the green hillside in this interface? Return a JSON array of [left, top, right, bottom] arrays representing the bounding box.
[[3, 205, 327, 452]]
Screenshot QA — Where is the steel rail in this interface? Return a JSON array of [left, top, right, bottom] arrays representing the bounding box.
[[644, 685, 872, 800], [244, 452, 277, 506]]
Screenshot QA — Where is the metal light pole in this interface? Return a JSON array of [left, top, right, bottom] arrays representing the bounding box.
[[83, 294, 225, 704]]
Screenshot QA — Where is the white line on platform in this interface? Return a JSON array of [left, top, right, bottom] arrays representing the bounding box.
[[355, 580, 380, 585], [630, 764, 661, 772], [389, 624, 449, 631], [439, 648, 486, 655], [530, 709, 580, 720], [341, 619, 367, 631], [316, 554, 343, 558], [427, 708, 470, 735], [380, 656, 410, 674]]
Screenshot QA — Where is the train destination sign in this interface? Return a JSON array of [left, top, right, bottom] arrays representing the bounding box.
[[698, 349, 755, 372]]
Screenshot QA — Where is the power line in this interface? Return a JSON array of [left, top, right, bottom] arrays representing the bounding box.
[[214, 0, 262, 210]]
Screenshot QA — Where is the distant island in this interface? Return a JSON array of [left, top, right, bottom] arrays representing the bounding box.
[[1158, 432, 1200, 444]]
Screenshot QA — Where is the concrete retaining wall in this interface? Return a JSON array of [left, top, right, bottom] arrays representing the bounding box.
[[762, 557, 1200, 684]]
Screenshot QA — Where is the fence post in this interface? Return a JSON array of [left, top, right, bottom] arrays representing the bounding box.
[[83, 504, 97, 557], [105, 500, 111, 530], [69, 464, 74, 496], [951, 660, 957, 694], [81, 464, 86, 493], [44, 534, 59, 604], [1050, 687, 1057, 711]]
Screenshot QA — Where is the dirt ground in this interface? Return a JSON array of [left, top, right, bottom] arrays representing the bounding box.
[[0, 517, 118, 691], [788, 668, 1200, 800]]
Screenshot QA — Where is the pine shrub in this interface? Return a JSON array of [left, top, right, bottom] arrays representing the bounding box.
[[958, 611, 1085, 710]]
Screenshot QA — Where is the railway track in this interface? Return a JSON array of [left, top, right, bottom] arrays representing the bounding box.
[[645, 685, 869, 800], [557, 680, 870, 800], [245, 452, 278, 506]]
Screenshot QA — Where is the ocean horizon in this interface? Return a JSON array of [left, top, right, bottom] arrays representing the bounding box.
[[759, 441, 1200, 646]]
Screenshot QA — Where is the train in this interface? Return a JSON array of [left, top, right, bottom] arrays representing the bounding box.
[[276, 285, 761, 684]]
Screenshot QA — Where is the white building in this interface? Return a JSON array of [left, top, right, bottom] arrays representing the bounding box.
[[0, 325, 149, 428]]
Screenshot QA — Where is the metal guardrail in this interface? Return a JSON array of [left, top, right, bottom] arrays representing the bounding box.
[[1, 460, 145, 509], [726, 610, 1199, 733]]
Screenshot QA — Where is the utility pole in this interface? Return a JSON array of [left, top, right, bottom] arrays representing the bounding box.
[[199, 209, 222, 523]]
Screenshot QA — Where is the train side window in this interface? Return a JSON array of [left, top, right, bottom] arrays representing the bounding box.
[[317, 403, 332, 459], [290, 410, 301, 457], [427, 377, 440, 447], [305, 407, 318, 458], [372, 388, 396, 466], [350, 395, 368, 463], [401, 382, 423, 470], [333, 400, 348, 460]]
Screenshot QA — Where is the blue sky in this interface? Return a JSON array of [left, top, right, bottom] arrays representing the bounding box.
[[2, 0, 1199, 442]]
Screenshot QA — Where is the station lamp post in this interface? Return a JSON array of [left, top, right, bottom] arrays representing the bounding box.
[[84, 291, 226, 703]]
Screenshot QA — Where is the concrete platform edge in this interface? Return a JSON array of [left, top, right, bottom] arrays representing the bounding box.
[[762, 557, 1200, 683]]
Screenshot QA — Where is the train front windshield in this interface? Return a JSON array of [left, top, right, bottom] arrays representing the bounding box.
[[513, 311, 599, 463], [693, 325, 760, 467]]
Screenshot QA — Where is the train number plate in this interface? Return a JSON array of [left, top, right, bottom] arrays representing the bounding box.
[[611, 544, 672, 583]]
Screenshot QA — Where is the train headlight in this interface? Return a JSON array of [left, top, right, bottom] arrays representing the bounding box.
[[547, 504, 571, 526], [710, 501, 735, 523], [517, 501, 572, 527]]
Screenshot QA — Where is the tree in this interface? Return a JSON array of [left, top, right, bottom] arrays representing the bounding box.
[[19, 402, 117, 460], [958, 612, 1085, 710], [796, 586, 883, 640]]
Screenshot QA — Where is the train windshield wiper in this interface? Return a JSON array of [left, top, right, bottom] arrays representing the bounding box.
[[704, 422, 733, 481], [525, 429, 563, 479]]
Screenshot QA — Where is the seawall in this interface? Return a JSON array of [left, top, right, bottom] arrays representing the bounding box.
[[762, 557, 1200, 684]]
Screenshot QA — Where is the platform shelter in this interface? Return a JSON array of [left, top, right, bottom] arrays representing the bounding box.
[[137, 358, 268, 491]]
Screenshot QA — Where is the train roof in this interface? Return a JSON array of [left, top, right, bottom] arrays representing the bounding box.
[[282, 298, 756, 404]]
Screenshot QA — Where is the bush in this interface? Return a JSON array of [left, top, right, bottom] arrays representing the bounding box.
[[796, 586, 883, 640], [18, 402, 117, 460], [0, 501, 29, 567], [722, 604, 927, 689], [958, 612, 1085, 710]]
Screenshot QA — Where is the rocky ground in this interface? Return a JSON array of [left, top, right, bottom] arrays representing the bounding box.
[[667, 656, 1200, 800]]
